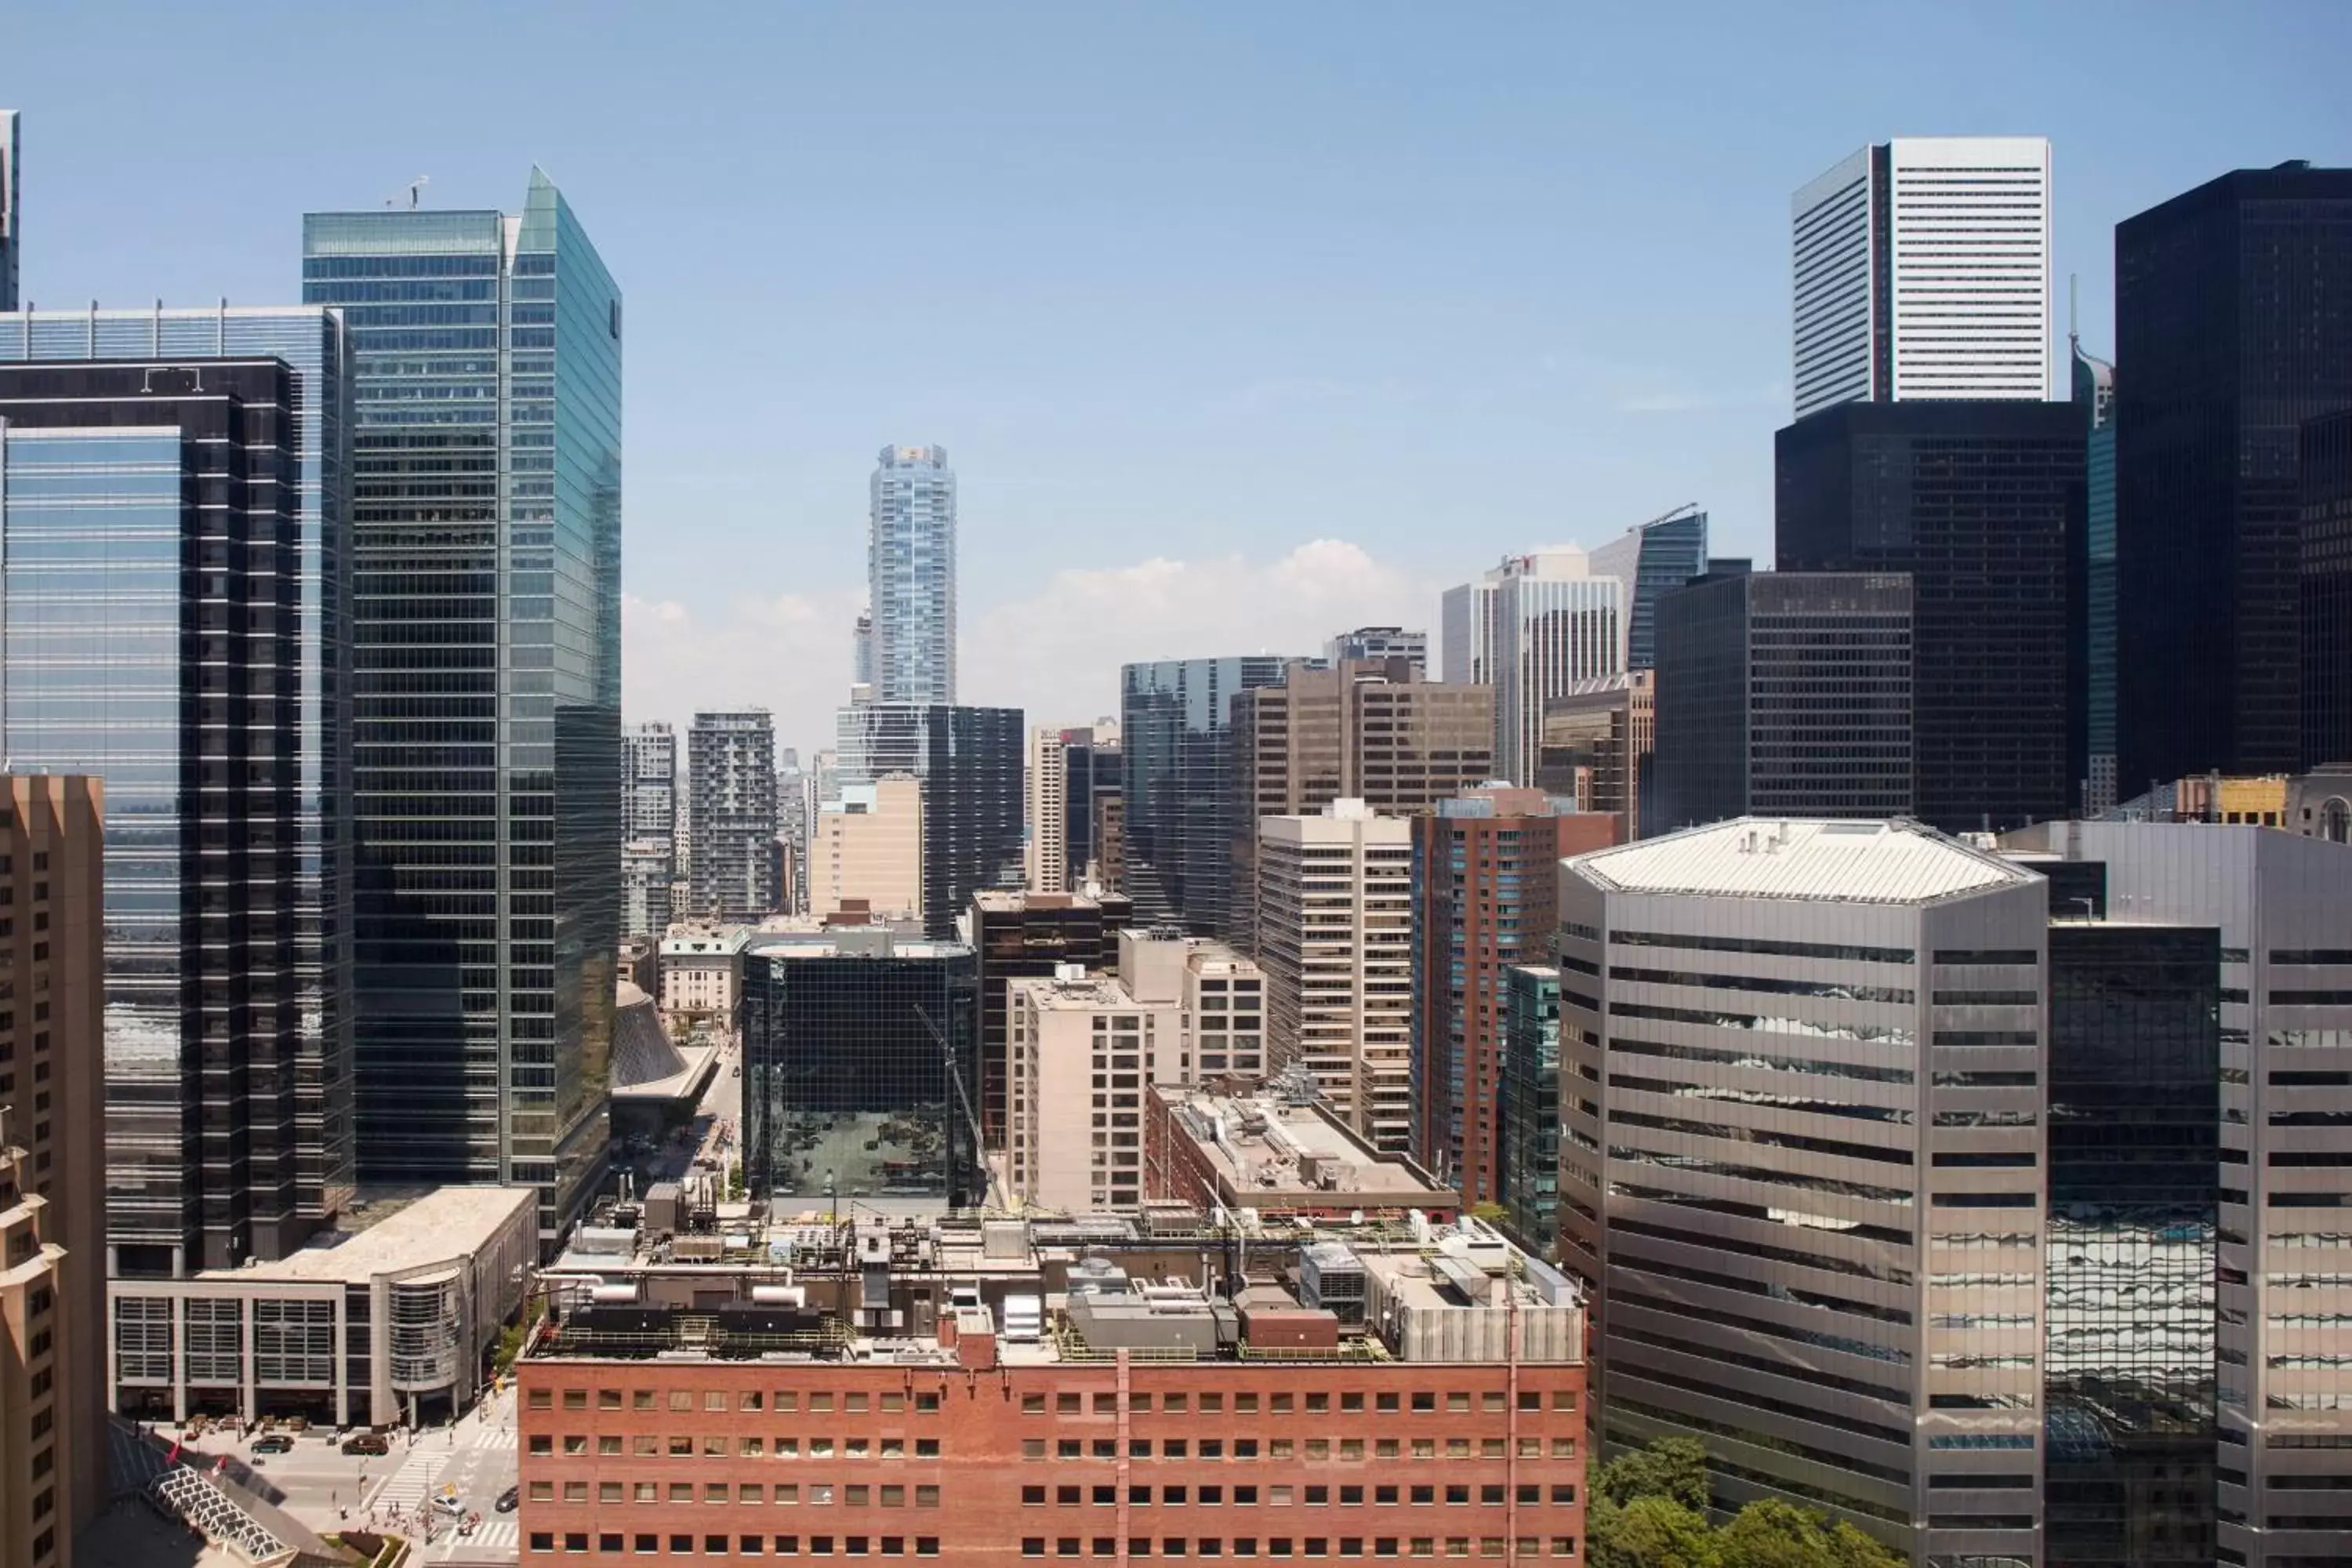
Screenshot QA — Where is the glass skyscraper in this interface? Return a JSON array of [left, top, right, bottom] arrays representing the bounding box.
[[2074, 338, 2119, 813], [0, 358, 317, 1276], [869, 444, 956, 705], [833, 701, 1023, 939], [0, 111, 18, 312], [0, 306, 357, 1244], [1119, 655, 1296, 936], [303, 169, 622, 1239], [1591, 505, 1708, 673]]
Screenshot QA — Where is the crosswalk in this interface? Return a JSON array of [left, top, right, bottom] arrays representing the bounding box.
[[366, 1450, 449, 1516], [428, 1518, 518, 1559], [476, 1428, 517, 1451]]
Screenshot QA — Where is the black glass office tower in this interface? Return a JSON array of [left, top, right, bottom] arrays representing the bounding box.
[[2046, 920, 2220, 1568], [740, 934, 982, 1209], [1650, 567, 1913, 831], [1778, 399, 2085, 833], [2115, 162, 2352, 788], [304, 170, 622, 1240], [833, 702, 1022, 940], [0, 306, 358, 1234], [0, 360, 313, 1275], [1120, 655, 1295, 937], [2303, 408, 2352, 768], [970, 889, 1133, 1148], [2074, 339, 2120, 811]]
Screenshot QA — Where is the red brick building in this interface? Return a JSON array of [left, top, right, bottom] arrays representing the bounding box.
[[1410, 791, 1618, 1205], [520, 1214, 1585, 1565]]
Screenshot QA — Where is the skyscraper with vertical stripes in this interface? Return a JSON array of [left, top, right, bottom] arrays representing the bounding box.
[[1791, 136, 2055, 419]]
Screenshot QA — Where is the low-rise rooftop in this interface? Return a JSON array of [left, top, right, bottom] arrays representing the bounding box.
[[1570, 816, 2037, 905], [195, 1185, 536, 1285], [1156, 1086, 1455, 1209]]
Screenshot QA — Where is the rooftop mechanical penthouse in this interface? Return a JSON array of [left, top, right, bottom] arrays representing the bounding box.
[[518, 1209, 1587, 1565]]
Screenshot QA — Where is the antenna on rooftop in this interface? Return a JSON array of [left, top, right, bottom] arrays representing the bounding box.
[[387, 175, 430, 211]]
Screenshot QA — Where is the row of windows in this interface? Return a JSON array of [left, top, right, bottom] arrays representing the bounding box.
[[532, 1388, 1579, 1428], [1025, 1484, 1577, 1508], [525, 1535, 1584, 1560]]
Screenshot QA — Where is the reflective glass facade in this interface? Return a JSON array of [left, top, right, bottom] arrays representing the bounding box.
[[868, 445, 955, 705], [1499, 964, 1561, 1256], [2303, 408, 2352, 770], [2045, 921, 2219, 1568], [1777, 399, 2085, 833], [0, 307, 356, 1229], [740, 936, 982, 1210], [1592, 507, 1708, 673], [304, 169, 622, 1239], [2073, 342, 2118, 811], [0, 361, 310, 1276], [0, 111, 16, 312], [2116, 164, 2352, 787], [1120, 655, 1294, 936]]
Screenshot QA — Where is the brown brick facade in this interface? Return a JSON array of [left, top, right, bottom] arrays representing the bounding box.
[[517, 1354, 1585, 1563]]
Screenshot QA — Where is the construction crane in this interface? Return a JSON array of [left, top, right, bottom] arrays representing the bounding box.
[[386, 175, 430, 211], [913, 1004, 1005, 1211]]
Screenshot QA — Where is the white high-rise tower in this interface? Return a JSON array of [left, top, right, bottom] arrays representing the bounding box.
[[1792, 136, 2054, 419], [869, 445, 956, 705]]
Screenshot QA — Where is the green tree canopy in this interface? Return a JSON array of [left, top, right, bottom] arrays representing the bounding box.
[[1588, 1441, 1904, 1568]]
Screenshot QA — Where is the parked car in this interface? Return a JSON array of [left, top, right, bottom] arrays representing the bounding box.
[[251, 1435, 293, 1455], [341, 1433, 390, 1456]]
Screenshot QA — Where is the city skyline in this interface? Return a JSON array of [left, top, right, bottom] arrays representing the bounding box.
[[8, 4, 2347, 757]]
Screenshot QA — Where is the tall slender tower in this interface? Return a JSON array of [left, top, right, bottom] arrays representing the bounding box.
[[688, 710, 779, 921], [0, 111, 19, 312], [1791, 136, 2055, 418], [869, 445, 956, 704], [304, 170, 623, 1240]]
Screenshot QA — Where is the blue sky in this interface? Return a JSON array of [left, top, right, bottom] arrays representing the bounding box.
[[9, 1, 2347, 753]]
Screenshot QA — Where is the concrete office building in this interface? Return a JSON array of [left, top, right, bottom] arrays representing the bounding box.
[[1589, 506, 1709, 673], [1256, 802, 1414, 1150], [1779, 401, 2084, 833], [0, 776, 104, 1568], [305, 174, 623, 1239], [970, 890, 1136, 1149], [1016, 931, 1270, 1213], [2001, 819, 2352, 1565], [688, 710, 779, 922], [869, 445, 956, 706], [1, 305, 359, 1236], [1562, 817, 2050, 1565], [1325, 625, 1428, 673], [1442, 550, 1626, 786], [658, 929, 750, 1034], [2116, 162, 2352, 787], [1791, 136, 2056, 418], [515, 1210, 1584, 1568], [1409, 788, 1619, 1202], [1536, 673, 1654, 842], [1005, 965, 1186, 1214], [620, 839, 674, 938], [1229, 659, 1494, 953], [624, 721, 678, 848], [1650, 568, 1916, 832], [1120, 656, 1298, 936], [1023, 726, 1069, 895], [1057, 722, 1122, 889], [1145, 1082, 1457, 1220], [809, 777, 924, 924], [107, 1185, 537, 1428]]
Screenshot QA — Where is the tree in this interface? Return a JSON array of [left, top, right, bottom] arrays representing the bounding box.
[[1588, 1441, 1904, 1568]]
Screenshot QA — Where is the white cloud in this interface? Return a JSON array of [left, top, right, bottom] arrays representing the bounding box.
[[622, 539, 1439, 758], [961, 539, 1434, 729], [622, 585, 864, 757]]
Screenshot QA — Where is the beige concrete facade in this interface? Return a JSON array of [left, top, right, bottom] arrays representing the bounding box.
[[1255, 801, 1414, 1151], [1537, 670, 1654, 841], [1022, 726, 1067, 895], [0, 776, 104, 1568], [1229, 659, 1494, 953], [657, 927, 750, 1029], [809, 775, 923, 924]]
